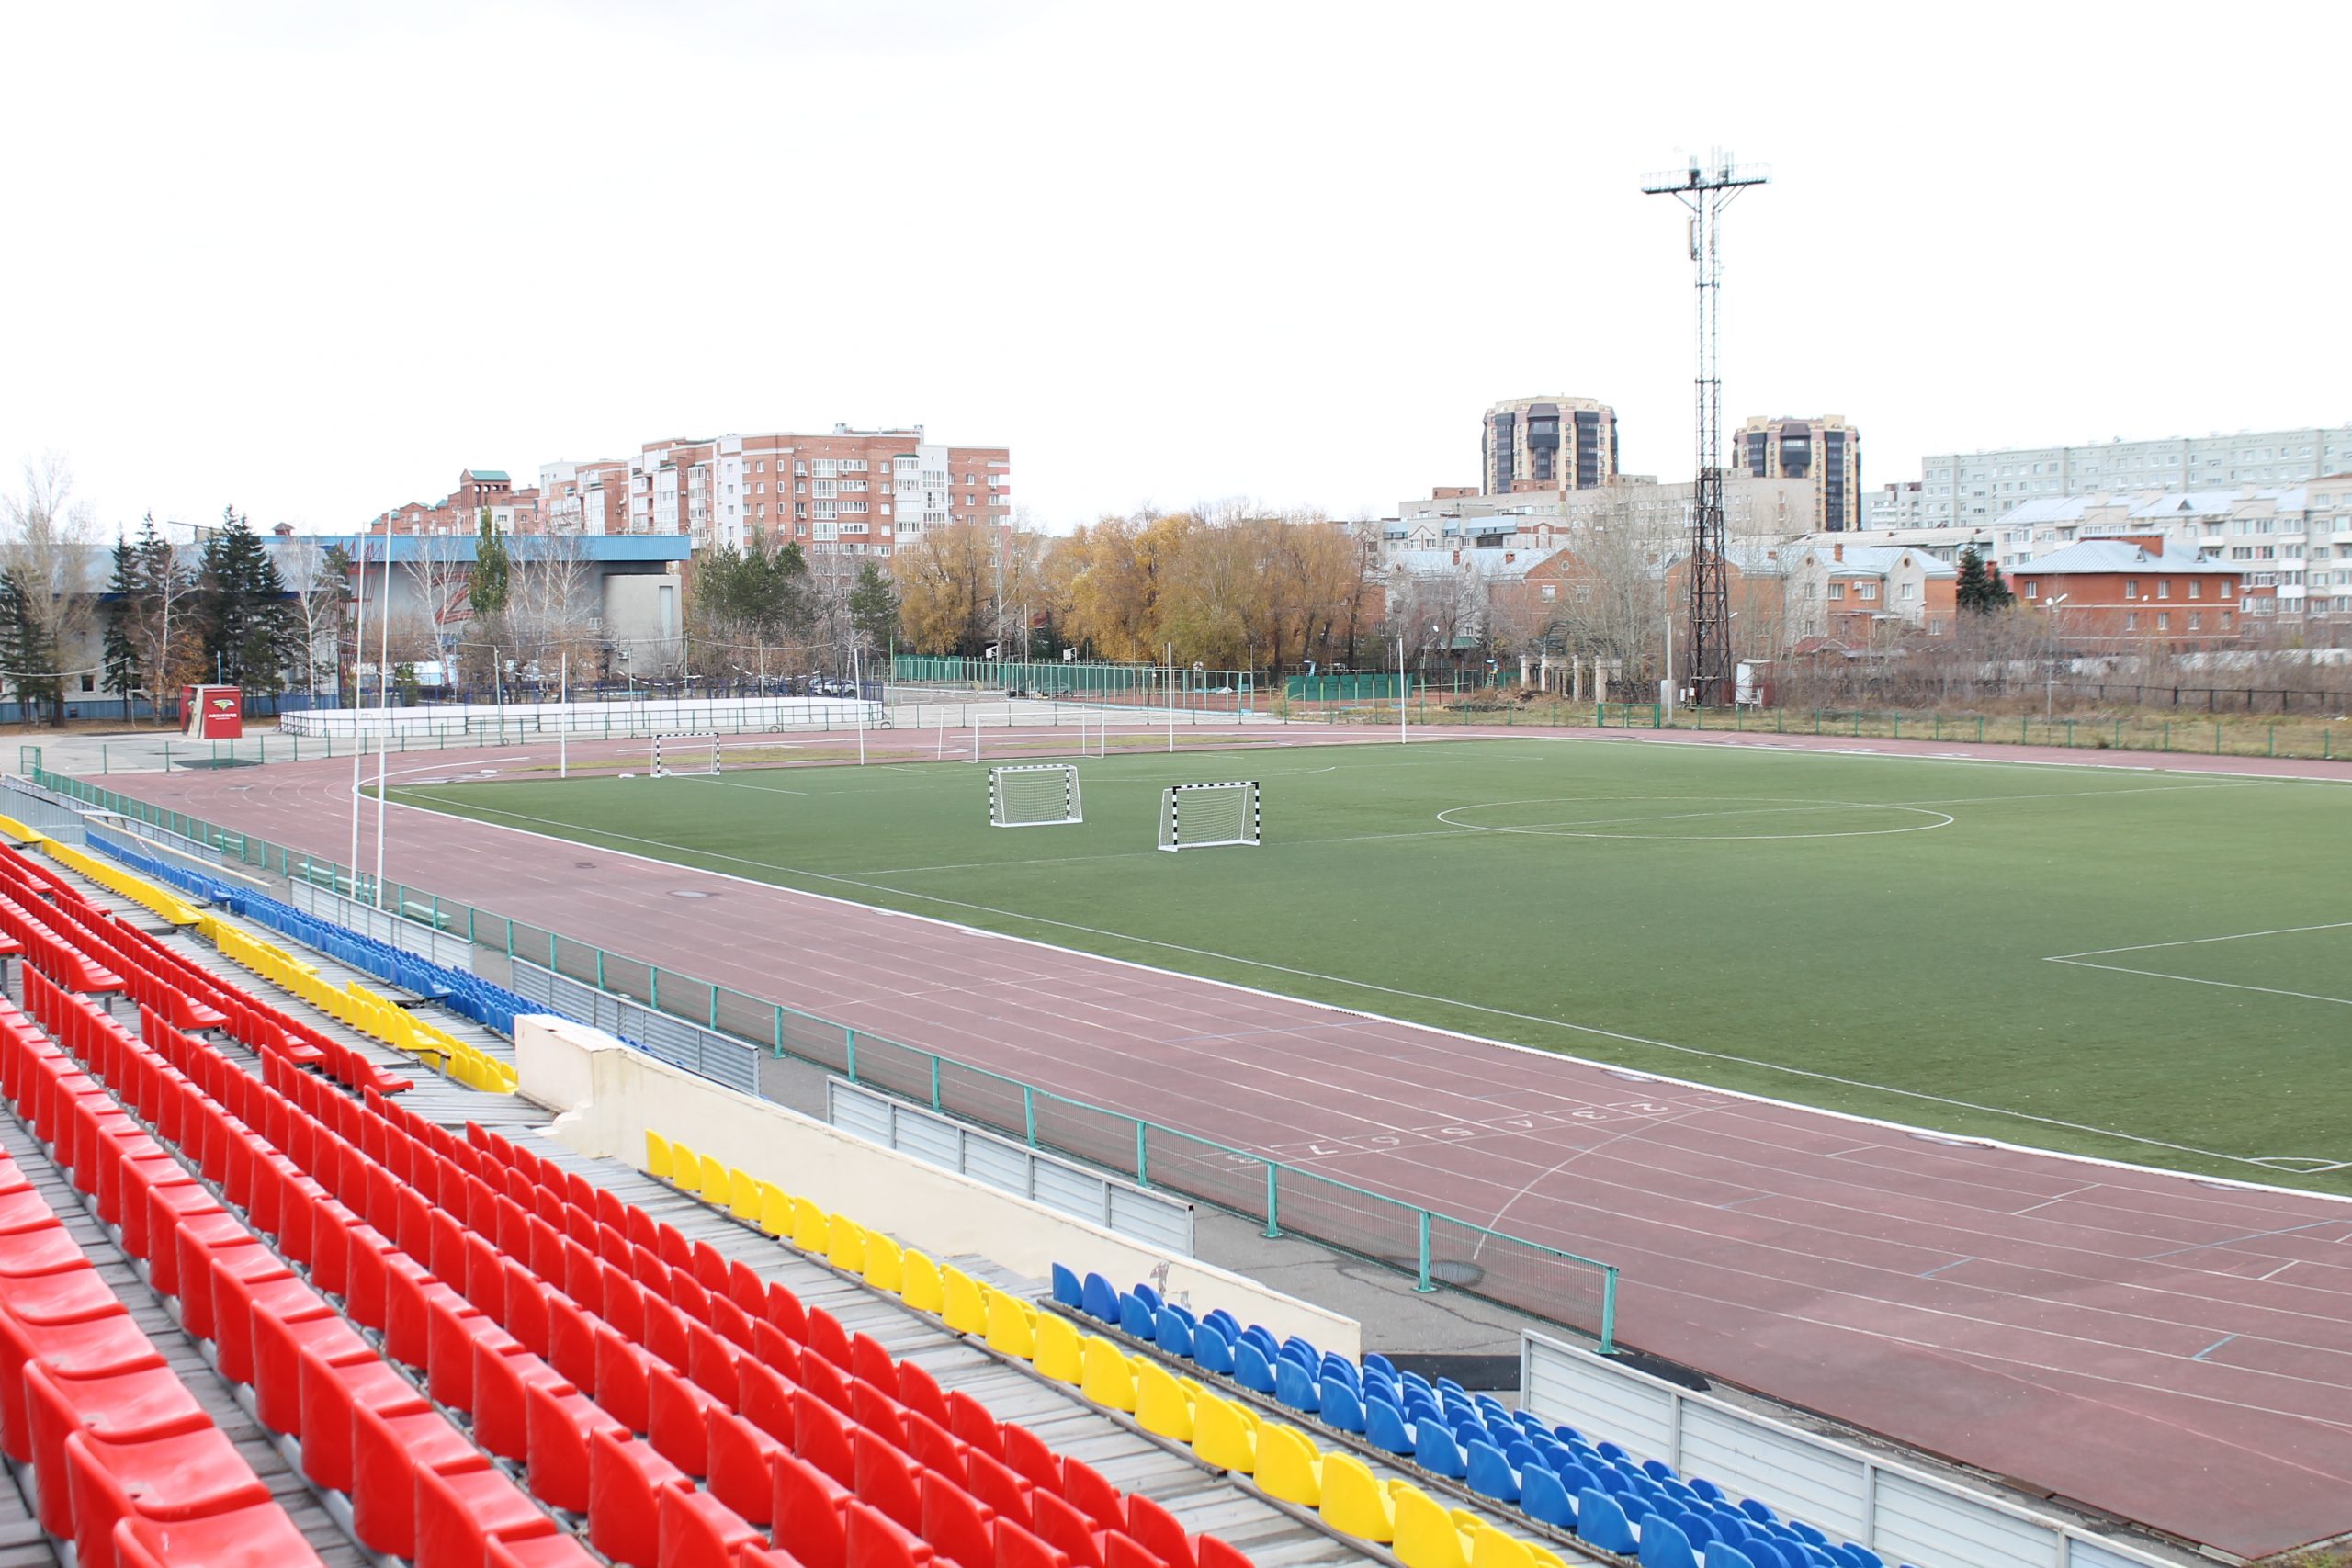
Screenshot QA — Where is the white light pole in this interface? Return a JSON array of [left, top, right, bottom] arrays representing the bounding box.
[[2045, 594, 2070, 719], [1396, 635, 1408, 745], [371, 536, 393, 909], [348, 533, 368, 888]]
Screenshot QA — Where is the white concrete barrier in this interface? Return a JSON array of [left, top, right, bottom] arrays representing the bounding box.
[[514, 1015, 1361, 1356]]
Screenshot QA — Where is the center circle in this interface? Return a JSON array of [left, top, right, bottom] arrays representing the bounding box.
[[1433, 795, 1956, 841]]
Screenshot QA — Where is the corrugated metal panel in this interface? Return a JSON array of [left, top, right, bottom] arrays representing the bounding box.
[[1680, 1402, 1869, 1539], [831, 1089, 893, 1145], [964, 1136, 1030, 1196], [2067, 1535, 2170, 1568], [1521, 1337, 1676, 1460], [509, 960, 761, 1096], [1107, 1186, 1194, 1255], [1031, 1157, 1103, 1217], [895, 1112, 962, 1170], [1873, 1469, 2057, 1568]]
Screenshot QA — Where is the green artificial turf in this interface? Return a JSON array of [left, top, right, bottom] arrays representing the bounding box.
[[393, 738, 2352, 1192]]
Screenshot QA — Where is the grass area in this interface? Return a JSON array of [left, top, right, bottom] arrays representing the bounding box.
[[392, 737, 2352, 1193]]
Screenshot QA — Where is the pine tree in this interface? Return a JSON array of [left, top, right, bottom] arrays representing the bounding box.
[[101, 536, 142, 701], [0, 567, 61, 726], [1954, 547, 1991, 614], [469, 508, 512, 619], [1984, 559, 2015, 609], [848, 561, 899, 651], [198, 506, 300, 694]]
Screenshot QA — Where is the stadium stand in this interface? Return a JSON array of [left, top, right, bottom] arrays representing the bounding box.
[[1051, 1271, 1904, 1568], [0, 822, 1439, 1565]]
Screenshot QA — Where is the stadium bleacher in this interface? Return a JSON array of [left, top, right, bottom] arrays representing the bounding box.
[[0, 826, 1412, 1565]]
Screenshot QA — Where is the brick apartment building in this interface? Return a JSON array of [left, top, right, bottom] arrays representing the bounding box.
[[375, 426, 1012, 559], [2014, 536, 2244, 644]]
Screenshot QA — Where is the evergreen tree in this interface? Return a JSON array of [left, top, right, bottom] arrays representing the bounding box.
[[1954, 547, 1992, 613], [101, 536, 142, 700], [848, 561, 900, 651], [198, 505, 300, 693], [0, 566, 61, 726], [469, 508, 512, 619], [1984, 560, 2015, 609]]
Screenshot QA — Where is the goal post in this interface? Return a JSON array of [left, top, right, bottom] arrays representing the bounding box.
[[1158, 780, 1261, 852], [651, 732, 722, 777], [989, 763, 1083, 828]]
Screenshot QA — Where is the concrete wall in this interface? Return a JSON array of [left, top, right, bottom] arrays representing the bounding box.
[[514, 1016, 1361, 1356]]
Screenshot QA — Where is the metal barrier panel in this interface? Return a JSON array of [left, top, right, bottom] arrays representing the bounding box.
[[828, 1081, 1193, 1255], [284, 881, 477, 971], [1520, 1333, 2173, 1567], [0, 778, 98, 836], [509, 959, 761, 1098]]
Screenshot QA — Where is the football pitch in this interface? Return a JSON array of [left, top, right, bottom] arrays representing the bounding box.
[[392, 737, 2352, 1193]]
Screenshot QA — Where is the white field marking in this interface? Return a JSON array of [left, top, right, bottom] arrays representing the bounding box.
[[381, 787, 2344, 1179], [2011, 1183, 2104, 1217], [673, 773, 808, 796], [1433, 796, 1955, 841], [2050, 920, 2352, 961], [2045, 957, 2352, 1010]]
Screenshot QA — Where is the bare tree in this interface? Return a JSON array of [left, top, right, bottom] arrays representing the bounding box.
[[277, 535, 350, 702], [503, 531, 600, 689], [398, 529, 472, 681], [2, 454, 101, 721]]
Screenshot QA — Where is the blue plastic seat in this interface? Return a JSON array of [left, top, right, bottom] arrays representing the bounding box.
[[1204, 1308, 1241, 1340], [1363, 1352, 1396, 1379], [1435, 1376, 1466, 1399], [1365, 1397, 1416, 1456], [1639, 1516, 1700, 1568], [1464, 1440, 1520, 1504], [1318, 1354, 1357, 1387], [1522, 1464, 1578, 1529], [1679, 1511, 1718, 1549], [1153, 1306, 1194, 1359], [1662, 1478, 1702, 1507], [1233, 1338, 1278, 1395], [1193, 1321, 1235, 1376], [1080, 1272, 1120, 1325], [1738, 1498, 1777, 1525], [1277, 1343, 1317, 1378], [1272, 1358, 1321, 1414], [1738, 1540, 1789, 1568], [1790, 1522, 1827, 1548], [1552, 1423, 1585, 1445], [1239, 1325, 1280, 1361], [1317, 1377, 1365, 1434], [1413, 1420, 1466, 1479], [1691, 1476, 1727, 1503], [1049, 1264, 1084, 1308], [1504, 1439, 1544, 1472], [1117, 1293, 1158, 1341], [1474, 1393, 1511, 1424], [1281, 1336, 1318, 1366], [1644, 1458, 1678, 1483], [1831, 1548, 1881, 1568], [1131, 1281, 1162, 1313], [1598, 1439, 1632, 1463], [1709, 1511, 1749, 1545], [1574, 1489, 1638, 1552], [1593, 1465, 1634, 1495], [1705, 1548, 1758, 1568]]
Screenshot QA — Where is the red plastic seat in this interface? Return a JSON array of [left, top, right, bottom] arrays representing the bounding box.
[[21, 1363, 208, 1539], [209, 1266, 327, 1388], [806, 1306, 853, 1371], [909, 1409, 968, 1487], [352, 1400, 487, 1560], [997, 1517, 1075, 1568], [795, 1387, 856, 1487], [296, 1346, 425, 1494], [112, 1498, 328, 1568], [706, 1406, 782, 1524], [854, 1378, 912, 1454], [0, 1222, 92, 1280], [738, 1359, 797, 1446], [657, 1483, 760, 1568], [846, 1499, 936, 1568], [1034, 1491, 1108, 1568], [1125, 1494, 1200, 1568], [1062, 1457, 1128, 1536], [947, 1390, 1006, 1461], [647, 1360, 718, 1476], [0, 1264, 119, 1325], [426, 1292, 519, 1413], [851, 1331, 898, 1390], [921, 1470, 997, 1568], [180, 1233, 287, 1345], [489, 1534, 603, 1568], [524, 1382, 623, 1514], [966, 1450, 1035, 1530], [1002, 1421, 1066, 1496], [773, 1448, 851, 1568], [63, 1426, 271, 1568], [0, 1307, 164, 1463], [593, 1325, 651, 1435], [857, 1426, 926, 1533], [414, 1461, 559, 1568], [474, 1346, 572, 1464], [254, 1305, 372, 1439], [587, 1427, 685, 1568]]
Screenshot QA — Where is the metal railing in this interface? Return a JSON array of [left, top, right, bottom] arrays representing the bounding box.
[[20, 750, 1620, 1352]]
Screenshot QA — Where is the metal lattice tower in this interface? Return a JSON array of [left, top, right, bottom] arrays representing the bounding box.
[[1642, 152, 1769, 707]]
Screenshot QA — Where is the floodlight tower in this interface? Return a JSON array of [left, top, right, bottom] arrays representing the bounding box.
[[1641, 151, 1769, 707]]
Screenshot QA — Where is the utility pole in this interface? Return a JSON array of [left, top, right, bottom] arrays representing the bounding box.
[[1642, 151, 1768, 707]]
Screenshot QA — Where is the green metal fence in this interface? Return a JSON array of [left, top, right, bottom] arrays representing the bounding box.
[[892, 657, 1255, 709], [21, 750, 1620, 1351]]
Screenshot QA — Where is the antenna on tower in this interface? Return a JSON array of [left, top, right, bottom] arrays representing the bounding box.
[[1641, 149, 1769, 708]]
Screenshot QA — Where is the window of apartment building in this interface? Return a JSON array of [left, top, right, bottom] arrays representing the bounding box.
[[2188, 580, 2201, 598], [2157, 613, 2170, 630], [2023, 580, 2038, 599], [2124, 579, 2139, 598], [2221, 611, 2235, 628], [2125, 613, 2138, 631], [795, 502, 807, 518], [1540, 584, 1556, 602], [794, 462, 808, 476], [2187, 613, 2201, 631], [814, 479, 836, 498], [812, 459, 838, 478], [813, 501, 837, 520], [842, 459, 867, 473], [2157, 580, 2169, 598]]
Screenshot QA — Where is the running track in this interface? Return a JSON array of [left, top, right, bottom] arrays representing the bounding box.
[[106, 727, 2352, 1556]]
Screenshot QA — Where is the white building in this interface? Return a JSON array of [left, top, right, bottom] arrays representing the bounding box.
[[1905, 424, 2352, 527], [1385, 475, 1816, 563]]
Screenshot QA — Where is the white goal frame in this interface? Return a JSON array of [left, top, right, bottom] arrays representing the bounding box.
[[989, 763, 1083, 828], [1158, 780, 1261, 852], [650, 732, 722, 777]]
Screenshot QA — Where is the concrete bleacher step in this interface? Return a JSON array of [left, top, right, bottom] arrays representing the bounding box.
[[0, 1097, 368, 1567], [466, 1111, 1406, 1568]]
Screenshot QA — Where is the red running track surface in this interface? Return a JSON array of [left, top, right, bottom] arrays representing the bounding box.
[[116, 727, 2352, 1556]]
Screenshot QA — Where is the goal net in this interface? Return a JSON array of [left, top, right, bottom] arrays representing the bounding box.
[[1158, 781, 1261, 852], [651, 732, 721, 777], [989, 763, 1082, 828]]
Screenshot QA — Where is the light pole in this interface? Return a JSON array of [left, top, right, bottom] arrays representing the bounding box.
[[2045, 594, 2070, 718]]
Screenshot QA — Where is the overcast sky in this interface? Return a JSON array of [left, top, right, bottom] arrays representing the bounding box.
[[6, 1, 2347, 538]]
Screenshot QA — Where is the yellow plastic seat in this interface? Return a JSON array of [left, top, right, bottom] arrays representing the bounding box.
[[1134, 1362, 1194, 1441], [644, 1132, 674, 1180], [899, 1250, 944, 1314], [1318, 1452, 1396, 1541], [827, 1214, 865, 1274], [790, 1197, 830, 1253], [697, 1154, 729, 1203], [1255, 1423, 1323, 1506], [669, 1140, 701, 1190], [756, 1182, 794, 1238], [729, 1168, 763, 1222], [1079, 1336, 1136, 1411], [1193, 1395, 1258, 1474], [986, 1289, 1040, 1360], [941, 1268, 986, 1335], [863, 1232, 904, 1293], [1470, 1528, 1536, 1568], [1032, 1312, 1083, 1382], [1394, 1485, 1472, 1568]]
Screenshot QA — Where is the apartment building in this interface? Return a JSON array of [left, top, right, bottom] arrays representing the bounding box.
[[1482, 398, 1618, 494], [1386, 474, 1816, 561], [366, 469, 542, 536], [1736, 416, 1861, 532], [1787, 543, 1958, 640], [626, 425, 1010, 555], [2012, 538, 2242, 644], [539, 459, 630, 535], [1904, 423, 2352, 527], [1864, 481, 1930, 529]]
